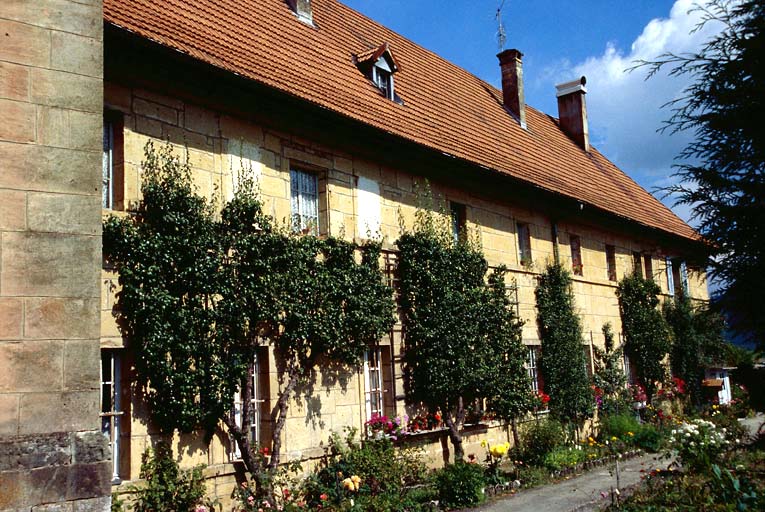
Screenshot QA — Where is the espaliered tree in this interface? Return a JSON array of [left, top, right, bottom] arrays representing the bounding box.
[[397, 204, 531, 461], [104, 143, 395, 480], [664, 296, 725, 406], [534, 263, 593, 426], [616, 271, 671, 402], [593, 323, 628, 415]]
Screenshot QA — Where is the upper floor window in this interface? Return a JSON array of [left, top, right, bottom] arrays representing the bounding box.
[[605, 244, 617, 282], [450, 202, 466, 242], [569, 234, 583, 276], [517, 222, 532, 267], [644, 254, 654, 281], [666, 257, 675, 296], [290, 169, 319, 234], [102, 111, 124, 210], [632, 251, 643, 277], [373, 62, 394, 100]]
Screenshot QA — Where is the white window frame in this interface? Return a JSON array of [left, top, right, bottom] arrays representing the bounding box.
[[680, 261, 689, 296], [363, 348, 384, 420], [372, 57, 394, 100], [526, 346, 540, 393], [666, 257, 675, 296], [517, 222, 532, 266], [100, 350, 123, 482], [290, 169, 319, 234], [102, 117, 114, 209], [232, 353, 264, 459]]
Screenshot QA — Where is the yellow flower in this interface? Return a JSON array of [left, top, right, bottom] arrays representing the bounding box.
[[480, 440, 488, 448], [611, 436, 618, 441], [627, 432, 634, 437]]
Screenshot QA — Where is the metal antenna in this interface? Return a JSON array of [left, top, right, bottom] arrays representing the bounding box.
[[495, 0, 507, 51]]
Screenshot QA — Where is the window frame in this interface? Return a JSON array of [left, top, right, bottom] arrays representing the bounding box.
[[102, 117, 114, 209], [526, 345, 541, 393], [100, 349, 123, 482], [643, 254, 654, 281], [632, 251, 643, 277], [231, 349, 268, 460], [372, 57, 395, 100], [363, 347, 384, 420], [569, 234, 583, 276], [605, 244, 617, 282], [289, 168, 321, 235], [450, 201, 467, 243], [517, 222, 532, 267], [666, 257, 675, 296]]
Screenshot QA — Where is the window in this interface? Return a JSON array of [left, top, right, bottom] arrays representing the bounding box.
[[450, 202, 466, 242], [632, 251, 643, 277], [231, 349, 268, 460], [623, 352, 635, 386], [102, 112, 124, 210], [680, 261, 689, 296], [373, 63, 394, 100], [606, 245, 617, 281], [526, 346, 541, 393], [666, 257, 675, 296], [570, 235, 583, 276], [356, 176, 382, 238], [364, 348, 384, 419], [517, 222, 532, 267], [644, 254, 654, 281], [290, 169, 319, 234], [100, 350, 123, 482]]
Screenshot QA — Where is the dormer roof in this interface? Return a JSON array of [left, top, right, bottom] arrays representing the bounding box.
[[355, 43, 399, 73]]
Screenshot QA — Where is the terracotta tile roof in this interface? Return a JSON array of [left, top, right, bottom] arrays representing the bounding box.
[[104, 0, 698, 241]]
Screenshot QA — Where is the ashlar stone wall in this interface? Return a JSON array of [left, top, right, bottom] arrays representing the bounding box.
[[0, 1, 110, 510]]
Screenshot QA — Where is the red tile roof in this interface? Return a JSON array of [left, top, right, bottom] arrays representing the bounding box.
[[104, 0, 698, 241]]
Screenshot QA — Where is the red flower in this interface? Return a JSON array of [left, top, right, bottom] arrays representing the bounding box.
[[319, 494, 328, 501], [259, 446, 270, 456]]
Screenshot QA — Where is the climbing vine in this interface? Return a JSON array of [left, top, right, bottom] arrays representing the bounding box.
[[535, 263, 593, 424], [616, 271, 671, 401], [396, 193, 531, 461], [104, 143, 395, 480]]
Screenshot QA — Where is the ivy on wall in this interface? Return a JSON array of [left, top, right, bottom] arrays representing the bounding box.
[[535, 263, 593, 424], [616, 271, 671, 401], [104, 143, 395, 480]]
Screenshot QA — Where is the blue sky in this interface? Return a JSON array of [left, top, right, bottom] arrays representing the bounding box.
[[342, 0, 726, 225]]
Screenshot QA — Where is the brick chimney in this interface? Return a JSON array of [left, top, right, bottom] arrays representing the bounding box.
[[556, 76, 590, 152], [287, 0, 314, 25], [497, 49, 526, 129]]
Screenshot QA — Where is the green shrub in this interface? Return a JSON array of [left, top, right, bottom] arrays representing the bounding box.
[[521, 418, 566, 464], [634, 424, 664, 452], [131, 442, 209, 512], [599, 414, 641, 443], [543, 446, 585, 471], [434, 463, 486, 510], [517, 465, 552, 489]]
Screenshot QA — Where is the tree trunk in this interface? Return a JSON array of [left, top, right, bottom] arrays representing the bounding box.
[[268, 365, 301, 469], [223, 361, 260, 476], [511, 418, 520, 450], [445, 397, 466, 463]]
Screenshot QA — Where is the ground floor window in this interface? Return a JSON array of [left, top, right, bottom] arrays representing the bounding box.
[[364, 347, 384, 420], [232, 348, 269, 459], [100, 349, 123, 482], [526, 345, 542, 393]]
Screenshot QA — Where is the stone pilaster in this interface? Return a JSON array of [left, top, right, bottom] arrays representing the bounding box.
[[0, 1, 109, 510]]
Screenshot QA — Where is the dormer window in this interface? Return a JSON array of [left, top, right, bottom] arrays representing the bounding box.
[[355, 43, 400, 102], [373, 59, 394, 100]]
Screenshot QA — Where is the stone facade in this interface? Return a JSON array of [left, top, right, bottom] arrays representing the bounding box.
[[0, 0, 110, 510], [101, 77, 708, 505]]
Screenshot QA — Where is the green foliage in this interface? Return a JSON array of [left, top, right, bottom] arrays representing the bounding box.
[[637, 0, 765, 350], [599, 414, 641, 442], [104, 143, 395, 472], [593, 323, 630, 415], [616, 271, 671, 400], [302, 429, 429, 511], [520, 418, 566, 465], [103, 142, 230, 433], [543, 446, 585, 471], [130, 442, 209, 512], [434, 463, 486, 510], [664, 296, 726, 405], [517, 465, 552, 489], [535, 263, 593, 423], [396, 193, 531, 458], [633, 424, 664, 453]]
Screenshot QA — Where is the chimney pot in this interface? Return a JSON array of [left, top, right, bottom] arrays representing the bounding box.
[[555, 76, 590, 151], [497, 49, 526, 129], [287, 0, 314, 25]]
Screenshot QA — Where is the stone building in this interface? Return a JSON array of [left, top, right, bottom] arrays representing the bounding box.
[[0, 1, 111, 511], [2, 0, 708, 507]]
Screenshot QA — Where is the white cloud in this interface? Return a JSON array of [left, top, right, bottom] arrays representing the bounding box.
[[544, 0, 729, 223]]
